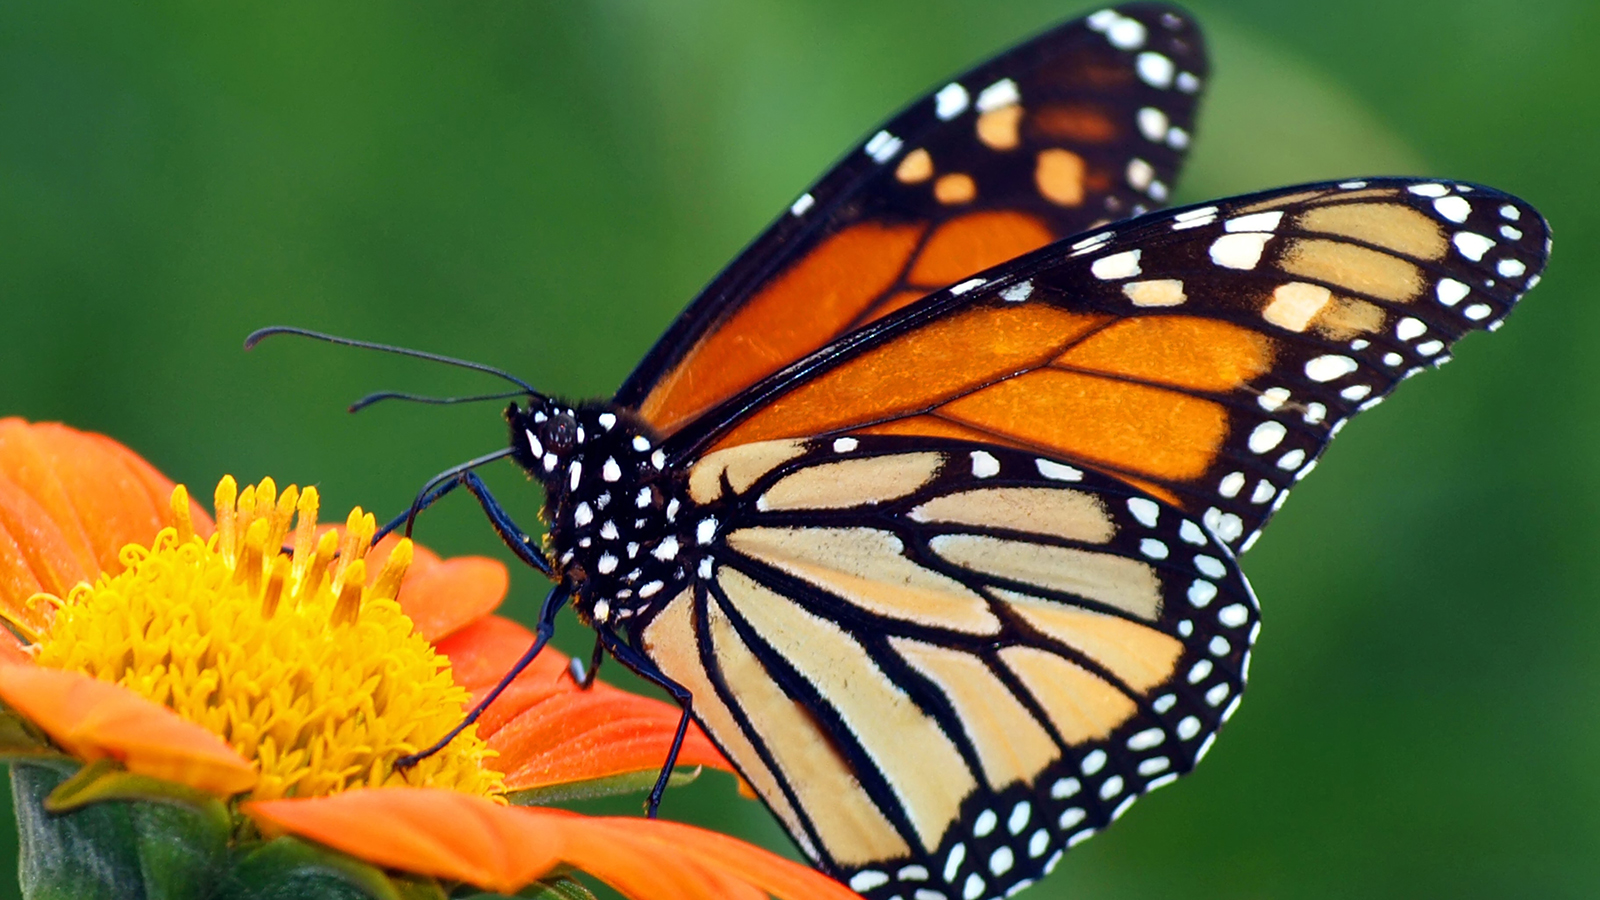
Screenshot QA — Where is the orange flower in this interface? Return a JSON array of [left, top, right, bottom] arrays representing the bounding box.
[[0, 418, 852, 899]]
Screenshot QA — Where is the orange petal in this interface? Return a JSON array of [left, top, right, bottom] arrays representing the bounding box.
[[0, 419, 211, 629], [372, 534, 507, 642], [249, 791, 855, 900], [246, 788, 563, 895], [434, 614, 570, 694], [552, 813, 858, 900], [434, 615, 734, 786], [491, 684, 732, 791], [0, 665, 255, 795]]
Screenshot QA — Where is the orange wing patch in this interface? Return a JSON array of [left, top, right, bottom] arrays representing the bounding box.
[[906, 212, 1054, 290], [639, 222, 926, 434], [711, 304, 1278, 488]]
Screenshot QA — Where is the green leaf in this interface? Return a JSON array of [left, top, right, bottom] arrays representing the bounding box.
[[0, 710, 68, 762], [128, 798, 231, 900], [504, 766, 701, 806], [44, 758, 231, 827], [390, 875, 449, 900], [12, 763, 144, 900], [516, 876, 598, 900], [216, 836, 404, 900]]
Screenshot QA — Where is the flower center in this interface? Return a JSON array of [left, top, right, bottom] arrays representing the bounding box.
[[29, 476, 503, 801]]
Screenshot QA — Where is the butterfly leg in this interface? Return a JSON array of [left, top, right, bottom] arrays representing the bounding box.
[[596, 628, 693, 818], [568, 634, 605, 689], [396, 582, 570, 770], [373, 475, 463, 544]]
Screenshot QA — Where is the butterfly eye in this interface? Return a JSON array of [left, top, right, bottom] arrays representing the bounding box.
[[540, 413, 579, 451]]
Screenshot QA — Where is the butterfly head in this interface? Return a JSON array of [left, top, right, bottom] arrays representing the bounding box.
[[506, 398, 686, 625]]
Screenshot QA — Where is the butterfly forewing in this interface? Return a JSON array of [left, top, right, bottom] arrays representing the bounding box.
[[672, 178, 1550, 553], [640, 435, 1255, 897], [620, 3, 1207, 437]]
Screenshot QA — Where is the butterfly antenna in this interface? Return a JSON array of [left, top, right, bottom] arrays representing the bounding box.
[[348, 389, 527, 414], [245, 326, 542, 398]]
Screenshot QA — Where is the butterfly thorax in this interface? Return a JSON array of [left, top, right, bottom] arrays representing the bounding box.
[[506, 399, 691, 626]]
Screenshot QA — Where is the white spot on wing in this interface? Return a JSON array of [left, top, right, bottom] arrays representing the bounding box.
[[1127, 497, 1160, 527], [1209, 233, 1272, 269], [1433, 196, 1471, 223], [975, 78, 1021, 113], [970, 451, 1000, 478], [1436, 278, 1470, 306], [1136, 51, 1174, 88], [1225, 211, 1283, 232], [1036, 459, 1083, 481], [1304, 354, 1358, 382], [935, 82, 969, 120], [864, 130, 904, 163], [950, 277, 986, 295], [1000, 281, 1034, 303], [1452, 231, 1495, 261], [789, 193, 815, 216], [1091, 249, 1142, 280], [1137, 107, 1169, 141]]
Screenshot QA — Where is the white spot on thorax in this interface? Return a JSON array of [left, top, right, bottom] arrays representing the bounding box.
[[526, 431, 544, 458], [602, 458, 622, 482], [696, 517, 718, 545], [573, 502, 593, 527], [568, 460, 582, 490]]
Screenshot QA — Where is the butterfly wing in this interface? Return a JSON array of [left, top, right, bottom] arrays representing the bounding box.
[[641, 435, 1256, 896], [665, 178, 1551, 553], [618, 3, 1208, 437]]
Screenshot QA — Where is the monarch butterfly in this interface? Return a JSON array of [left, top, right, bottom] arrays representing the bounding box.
[[252, 3, 1549, 897]]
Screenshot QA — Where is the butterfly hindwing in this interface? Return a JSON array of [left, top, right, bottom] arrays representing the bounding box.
[[670, 178, 1551, 553], [620, 3, 1208, 438], [639, 435, 1256, 896]]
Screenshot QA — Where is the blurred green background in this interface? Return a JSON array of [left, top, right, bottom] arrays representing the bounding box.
[[2, 0, 1596, 897]]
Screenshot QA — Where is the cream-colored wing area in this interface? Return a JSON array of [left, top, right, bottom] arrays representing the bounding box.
[[688, 439, 809, 504], [718, 567, 977, 853], [640, 589, 820, 861], [725, 526, 1000, 635], [996, 588, 1184, 692], [930, 533, 1162, 620], [998, 645, 1138, 743], [757, 452, 945, 511], [890, 636, 1059, 790]]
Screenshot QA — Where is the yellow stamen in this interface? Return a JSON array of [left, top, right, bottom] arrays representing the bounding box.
[[32, 477, 503, 802]]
